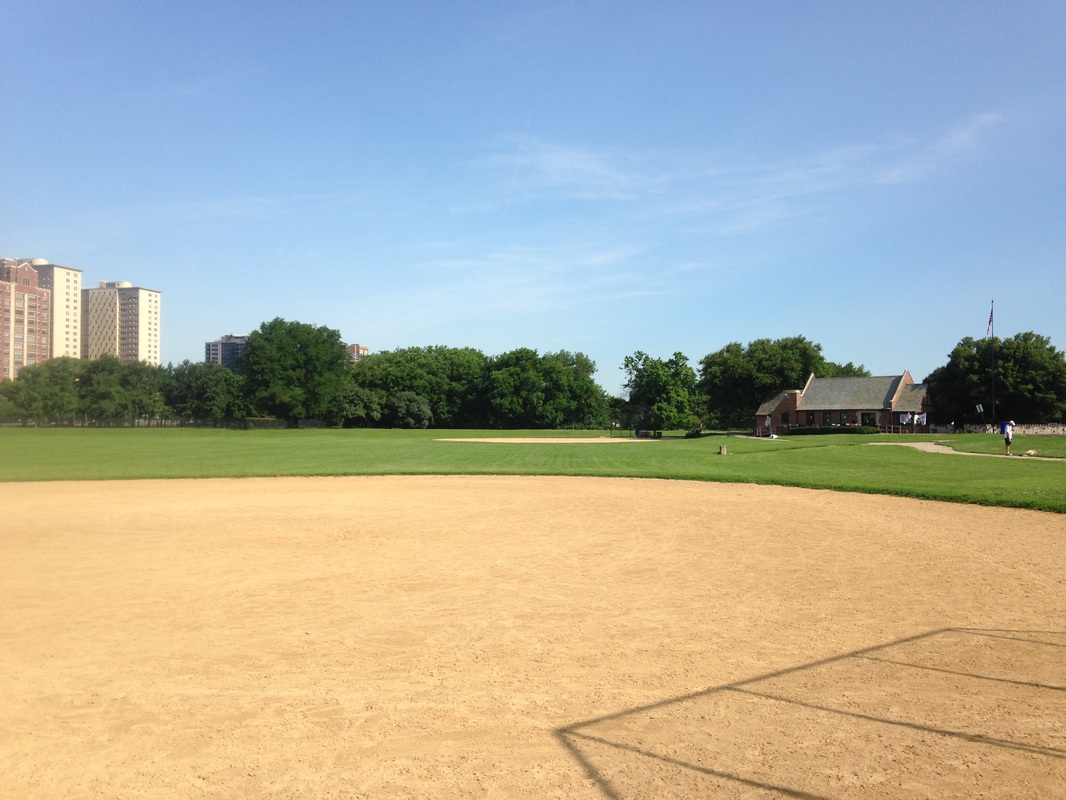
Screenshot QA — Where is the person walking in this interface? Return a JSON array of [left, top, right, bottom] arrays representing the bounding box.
[[1004, 420, 1016, 456]]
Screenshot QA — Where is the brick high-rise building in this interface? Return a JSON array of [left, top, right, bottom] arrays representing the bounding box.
[[0, 259, 52, 380], [82, 281, 162, 365]]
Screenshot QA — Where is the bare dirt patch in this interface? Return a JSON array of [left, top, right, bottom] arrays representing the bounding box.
[[867, 441, 1058, 460], [2, 476, 1063, 798], [436, 436, 652, 443]]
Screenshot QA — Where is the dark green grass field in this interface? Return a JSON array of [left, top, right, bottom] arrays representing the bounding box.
[[2, 428, 1064, 513]]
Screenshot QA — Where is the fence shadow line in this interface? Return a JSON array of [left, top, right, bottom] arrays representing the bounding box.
[[555, 627, 1066, 798]]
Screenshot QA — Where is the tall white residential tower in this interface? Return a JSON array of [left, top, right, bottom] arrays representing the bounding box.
[[82, 281, 162, 365], [31, 259, 83, 358]]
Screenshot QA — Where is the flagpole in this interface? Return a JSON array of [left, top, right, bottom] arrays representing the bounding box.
[[990, 300, 995, 424]]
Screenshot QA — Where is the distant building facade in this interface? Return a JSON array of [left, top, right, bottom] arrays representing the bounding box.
[[0, 259, 52, 380], [205, 334, 248, 371], [82, 281, 162, 365], [347, 343, 370, 361], [755, 372, 933, 433], [31, 259, 82, 359]]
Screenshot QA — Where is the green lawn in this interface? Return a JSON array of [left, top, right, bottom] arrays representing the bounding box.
[[1, 428, 1063, 513]]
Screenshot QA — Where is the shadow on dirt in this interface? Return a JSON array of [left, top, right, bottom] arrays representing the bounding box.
[[556, 628, 1065, 798]]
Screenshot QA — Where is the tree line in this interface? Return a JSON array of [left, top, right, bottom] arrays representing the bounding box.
[[0, 319, 610, 429], [1, 318, 1063, 427]]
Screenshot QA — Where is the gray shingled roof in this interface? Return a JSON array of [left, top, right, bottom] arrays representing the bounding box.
[[796, 376, 903, 411], [756, 390, 791, 416], [894, 382, 929, 413]]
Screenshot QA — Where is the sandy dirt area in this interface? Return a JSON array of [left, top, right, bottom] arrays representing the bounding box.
[[435, 437, 651, 443], [2, 476, 1063, 799]]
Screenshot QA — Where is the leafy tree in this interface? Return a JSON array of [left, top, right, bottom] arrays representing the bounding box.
[[621, 351, 700, 430], [0, 357, 82, 425], [352, 346, 488, 427], [0, 380, 16, 422], [486, 347, 548, 428], [239, 318, 349, 427], [483, 348, 607, 429], [163, 361, 247, 425], [925, 332, 1066, 424], [353, 345, 606, 429], [0, 372, 31, 422], [79, 355, 130, 426], [383, 391, 433, 428], [539, 350, 609, 428], [120, 360, 166, 424], [698, 336, 868, 428], [3, 356, 165, 426], [324, 375, 385, 428]]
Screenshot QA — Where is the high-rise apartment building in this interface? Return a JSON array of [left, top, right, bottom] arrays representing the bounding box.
[[205, 334, 248, 371], [0, 259, 52, 381], [347, 343, 370, 361], [31, 259, 82, 358], [82, 281, 162, 365]]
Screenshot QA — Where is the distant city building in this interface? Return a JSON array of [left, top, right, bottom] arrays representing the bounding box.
[[205, 334, 248, 371], [347, 343, 370, 361], [31, 259, 82, 359], [0, 259, 52, 380], [82, 281, 162, 365]]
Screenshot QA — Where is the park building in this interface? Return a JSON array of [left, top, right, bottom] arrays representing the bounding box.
[[82, 281, 162, 366], [756, 372, 933, 434], [205, 334, 248, 371], [0, 258, 53, 381]]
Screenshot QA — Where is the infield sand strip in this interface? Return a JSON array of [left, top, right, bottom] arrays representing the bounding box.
[[2, 476, 1063, 798], [436, 436, 653, 443]]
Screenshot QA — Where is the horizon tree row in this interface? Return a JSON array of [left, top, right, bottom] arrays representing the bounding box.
[[2, 319, 1063, 427]]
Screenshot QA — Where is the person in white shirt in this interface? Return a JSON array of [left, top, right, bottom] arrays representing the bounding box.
[[1004, 420, 1016, 456]]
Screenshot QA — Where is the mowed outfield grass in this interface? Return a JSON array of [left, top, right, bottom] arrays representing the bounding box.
[[2, 427, 1064, 513]]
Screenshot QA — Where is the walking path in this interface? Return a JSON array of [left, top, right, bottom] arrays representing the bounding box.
[[867, 441, 1060, 460]]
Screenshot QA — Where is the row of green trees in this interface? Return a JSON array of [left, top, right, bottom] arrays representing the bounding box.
[[622, 332, 1066, 428], [612, 337, 870, 431], [0, 319, 609, 428], [2, 318, 1063, 427]]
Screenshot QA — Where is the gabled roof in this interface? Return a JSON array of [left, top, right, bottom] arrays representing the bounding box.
[[893, 382, 929, 413], [754, 372, 930, 419], [796, 375, 904, 411], [756, 390, 791, 416]]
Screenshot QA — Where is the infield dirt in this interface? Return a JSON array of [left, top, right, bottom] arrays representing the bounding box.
[[2, 476, 1063, 798]]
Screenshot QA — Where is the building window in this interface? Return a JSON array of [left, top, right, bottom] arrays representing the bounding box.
[[806, 412, 816, 425], [781, 412, 790, 425], [840, 412, 849, 425]]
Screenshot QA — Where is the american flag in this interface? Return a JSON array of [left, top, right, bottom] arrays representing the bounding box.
[[987, 304, 994, 335]]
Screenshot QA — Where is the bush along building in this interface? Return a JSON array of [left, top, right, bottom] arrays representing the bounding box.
[[755, 372, 932, 435]]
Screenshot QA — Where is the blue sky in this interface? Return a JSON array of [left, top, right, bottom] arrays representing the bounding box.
[[3, 2, 1063, 394]]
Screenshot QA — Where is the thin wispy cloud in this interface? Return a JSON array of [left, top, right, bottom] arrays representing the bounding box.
[[492, 137, 667, 201], [876, 112, 1005, 184], [493, 113, 1006, 235], [401, 241, 659, 329]]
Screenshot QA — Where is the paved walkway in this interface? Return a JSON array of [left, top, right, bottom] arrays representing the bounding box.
[[867, 441, 1060, 460]]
